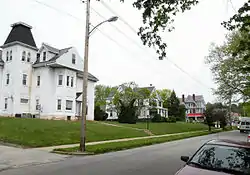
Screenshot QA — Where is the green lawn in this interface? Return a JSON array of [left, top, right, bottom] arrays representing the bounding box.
[[105, 121, 209, 135], [0, 118, 147, 147], [54, 130, 222, 154]]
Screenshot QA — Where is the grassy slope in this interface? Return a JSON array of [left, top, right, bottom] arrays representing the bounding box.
[[105, 121, 208, 135], [0, 118, 147, 147]]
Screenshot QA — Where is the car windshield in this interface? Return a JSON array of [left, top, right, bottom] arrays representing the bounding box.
[[187, 144, 250, 174]]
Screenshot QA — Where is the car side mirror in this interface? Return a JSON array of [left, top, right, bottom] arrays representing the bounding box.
[[181, 156, 189, 162]]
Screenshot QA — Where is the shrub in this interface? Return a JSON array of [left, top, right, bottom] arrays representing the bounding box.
[[151, 114, 163, 123], [167, 116, 177, 123], [94, 106, 108, 121], [118, 99, 137, 124]]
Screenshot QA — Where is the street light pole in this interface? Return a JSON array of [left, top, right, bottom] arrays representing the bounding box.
[[80, 1, 118, 152], [80, 0, 90, 152]]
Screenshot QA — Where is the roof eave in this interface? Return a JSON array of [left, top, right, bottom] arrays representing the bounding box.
[[0, 41, 38, 51]]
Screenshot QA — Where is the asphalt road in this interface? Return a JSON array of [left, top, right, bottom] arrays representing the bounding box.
[[1, 130, 248, 175]]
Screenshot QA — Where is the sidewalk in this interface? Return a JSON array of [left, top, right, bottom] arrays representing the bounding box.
[[34, 130, 208, 152]]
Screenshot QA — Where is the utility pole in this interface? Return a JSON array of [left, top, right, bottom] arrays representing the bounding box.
[[80, 0, 90, 152]]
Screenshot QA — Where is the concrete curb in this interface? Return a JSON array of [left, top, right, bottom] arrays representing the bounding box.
[[51, 150, 94, 156]]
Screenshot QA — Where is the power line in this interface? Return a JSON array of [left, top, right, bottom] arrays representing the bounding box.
[[90, 6, 158, 60], [100, 1, 213, 90], [228, 0, 237, 13], [30, 0, 141, 58]]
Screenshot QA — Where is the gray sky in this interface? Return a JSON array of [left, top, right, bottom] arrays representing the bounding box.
[[0, 0, 245, 103]]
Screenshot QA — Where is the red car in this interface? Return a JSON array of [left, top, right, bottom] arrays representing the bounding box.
[[175, 139, 250, 175]]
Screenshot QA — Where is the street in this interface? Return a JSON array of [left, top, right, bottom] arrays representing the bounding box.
[[1, 130, 248, 175]]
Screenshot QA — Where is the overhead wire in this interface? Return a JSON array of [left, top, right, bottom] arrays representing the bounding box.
[[100, 1, 213, 90]]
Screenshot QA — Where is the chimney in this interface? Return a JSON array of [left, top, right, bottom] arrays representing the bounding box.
[[182, 94, 185, 102], [150, 84, 152, 86], [193, 94, 195, 101]]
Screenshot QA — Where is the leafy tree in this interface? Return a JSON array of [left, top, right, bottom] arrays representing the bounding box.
[[95, 85, 116, 107], [136, 87, 151, 116], [153, 89, 171, 108], [205, 32, 250, 102], [178, 104, 186, 121], [167, 90, 180, 118], [118, 99, 137, 124]]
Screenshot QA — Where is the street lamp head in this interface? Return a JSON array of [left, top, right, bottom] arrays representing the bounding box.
[[108, 16, 118, 22]]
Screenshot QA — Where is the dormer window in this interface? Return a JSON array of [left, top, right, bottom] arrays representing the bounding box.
[[72, 54, 76, 64], [37, 53, 40, 62], [22, 51, 26, 61], [27, 52, 31, 62], [10, 50, 12, 60], [6, 51, 9, 61], [43, 52, 46, 61]]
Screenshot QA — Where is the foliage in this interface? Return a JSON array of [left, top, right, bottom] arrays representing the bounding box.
[[94, 106, 108, 121], [167, 116, 177, 123], [205, 32, 250, 102], [152, 89, 171, 108], [178, 104, 186, 121], [151, 114, 163, 123], [136, 87, 152, 116], [95, 85, 116, 107], [239, 101, 250, 116], [118, 99, 138, 124], [167, 90, 182, 118]]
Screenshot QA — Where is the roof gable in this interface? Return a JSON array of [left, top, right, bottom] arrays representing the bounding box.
[[3, 22, 37, 49]]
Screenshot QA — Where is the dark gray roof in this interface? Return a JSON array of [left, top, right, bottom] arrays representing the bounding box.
[[180, 95, 204, 103], [43, 43, 60, 54], [49, 47, 72, 62], [76, 71, 99, 82], [0, 50, 3, 64], [76, 92, 82, 99], [3, 22, 37, 48]]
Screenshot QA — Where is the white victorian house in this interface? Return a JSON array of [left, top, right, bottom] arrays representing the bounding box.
[[105, 84, 168, 120], [0, 22, 98, 120]]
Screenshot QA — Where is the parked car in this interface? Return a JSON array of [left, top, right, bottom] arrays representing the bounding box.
[[175, 139, 250, 175], [239, 117, 250, 133]]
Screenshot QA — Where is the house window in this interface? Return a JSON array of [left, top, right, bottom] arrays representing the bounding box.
[[36, 99, 40, 110], [22, 74, 27, 85], [66, 100, 73, 110], [43, 52, 46, 61], [10, 50, 12, 60], [58, 75, 63, 85], [37, 53, 40, 62], [22, 51, 26, 61], [37, 76, 40, 86], [6, 51, 9, 61], [57, 99, 62, 110], [4, 98, 8, 109], [6, 74, 10, 85], [72, 54, 76, 64], [110, 110, 113, 117], [27, 52, 31, 62], [71, 77, 74, 87], [66, 76, 70, 86], [20, 98, 29, 104]]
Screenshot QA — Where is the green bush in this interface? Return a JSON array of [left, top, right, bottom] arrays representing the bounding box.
[[151, 114, 163, 123], [167, 116, 177, 123], [118, 99, 137, 124], [94, 106, 108, 121]]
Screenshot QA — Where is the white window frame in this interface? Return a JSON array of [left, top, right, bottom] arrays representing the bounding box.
[[20, 98, 29, 104], [71, 77, 74, 87], [22, 74, 27, 86], [10, 50, 12, 61], [22, 51, 26, 61], [27, 52, 31, 62], [6, 51, 9, 61], [4, 98, 8, 109], [43, 52, 46, 61], [37, 76, 40, 86], [65, 100, 73, 111], [6, 74, 10, 85], [57, 99, 62, 110], [72, 54, 76, 64], [58, 75, 63, 86], [66, 76, 70, 87], [36, 99, 40, 110]]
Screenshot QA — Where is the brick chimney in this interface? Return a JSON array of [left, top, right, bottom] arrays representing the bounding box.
[[193, 94, 195, 101], [182, 94, 185, 102]]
